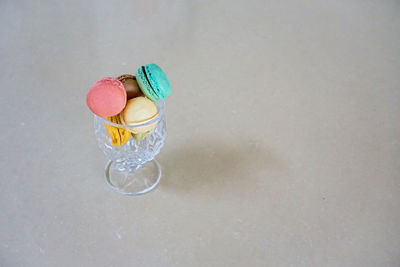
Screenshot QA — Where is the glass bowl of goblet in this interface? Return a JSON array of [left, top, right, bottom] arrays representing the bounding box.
[[93, 100, 166, 195]]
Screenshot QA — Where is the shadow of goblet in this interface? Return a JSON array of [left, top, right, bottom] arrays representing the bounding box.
[[160, 138, 285, 195]]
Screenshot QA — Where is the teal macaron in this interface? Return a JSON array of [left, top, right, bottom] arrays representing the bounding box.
[[136, 64, 171, 102]]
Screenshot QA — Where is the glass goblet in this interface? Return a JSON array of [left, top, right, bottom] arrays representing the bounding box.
[[94, 100, 166, 195]]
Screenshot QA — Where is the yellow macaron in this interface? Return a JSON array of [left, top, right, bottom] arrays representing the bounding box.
[[105, 115, 131, 146]]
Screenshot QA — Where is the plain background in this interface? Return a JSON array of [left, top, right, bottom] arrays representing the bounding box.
[[1, 0, 399, 266]]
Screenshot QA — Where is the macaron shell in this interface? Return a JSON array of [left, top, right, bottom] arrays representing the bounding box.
[[86, 77, 127, 118]]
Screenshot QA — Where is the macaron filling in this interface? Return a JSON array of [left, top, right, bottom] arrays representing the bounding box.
[[141, 66, 159, 98]]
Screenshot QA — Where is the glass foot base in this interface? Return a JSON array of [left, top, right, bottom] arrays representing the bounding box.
[[105, 159, 161, 196]]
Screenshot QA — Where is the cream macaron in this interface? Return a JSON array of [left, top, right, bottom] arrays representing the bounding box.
[[119, 96, 158, 134]]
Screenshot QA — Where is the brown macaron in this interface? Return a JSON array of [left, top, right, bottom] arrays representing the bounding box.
[[117, 74, 144, 100]]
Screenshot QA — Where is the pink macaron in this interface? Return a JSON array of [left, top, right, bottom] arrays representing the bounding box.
[[86, 77, 127, 118]]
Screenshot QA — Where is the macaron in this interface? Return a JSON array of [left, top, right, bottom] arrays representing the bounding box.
[[86, 77, 127, 118], [119, 96, 158, 134], [105, 115, 131, 146], [132, 128, 155, 141], [117, 74, 143, 100], [136, 64, 171, 102]]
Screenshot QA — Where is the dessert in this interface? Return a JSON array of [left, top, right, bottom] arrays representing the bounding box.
[[117, 74, 143, 100], [86, 64, 171, 146], [136, 64, 171, 102], [119, 96, 158, 134], [86, 77, 127, 118], [105, 115, 131, 146], [132, 128, 155, 141]]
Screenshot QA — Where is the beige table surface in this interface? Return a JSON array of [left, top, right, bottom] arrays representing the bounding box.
[[1, 0, 400, 266]]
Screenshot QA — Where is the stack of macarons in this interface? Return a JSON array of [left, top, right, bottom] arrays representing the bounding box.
[[86, 64, 171, 146]]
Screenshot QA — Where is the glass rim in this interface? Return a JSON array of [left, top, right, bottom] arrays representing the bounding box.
[[95, 100, 165, 128]]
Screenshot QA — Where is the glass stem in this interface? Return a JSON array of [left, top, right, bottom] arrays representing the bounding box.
[[114, 159, 141, 172]]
